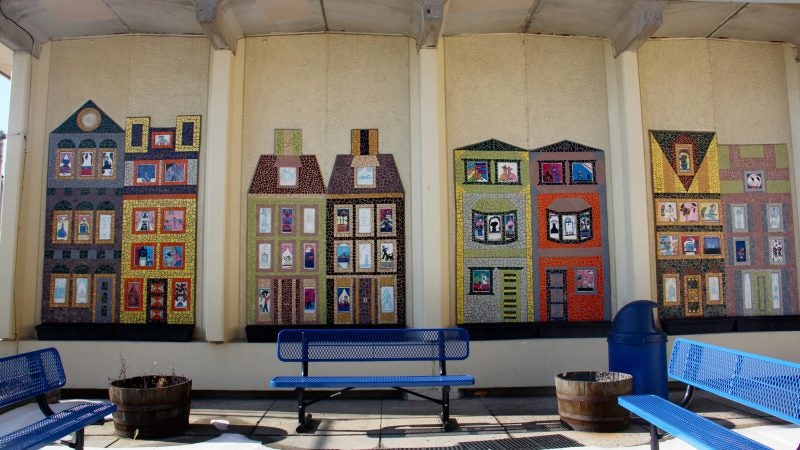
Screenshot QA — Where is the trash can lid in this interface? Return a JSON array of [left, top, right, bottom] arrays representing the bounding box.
[[611, 300, 661, 334]]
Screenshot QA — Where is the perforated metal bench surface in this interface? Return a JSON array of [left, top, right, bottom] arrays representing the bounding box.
[[270, 328, 475, 433], [618, 338, 800, 450], [0, 348, 116, 450]]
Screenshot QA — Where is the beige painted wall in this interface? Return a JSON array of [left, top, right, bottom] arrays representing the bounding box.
[[444, 34, 610, 151], [639, 39, 791, 145]]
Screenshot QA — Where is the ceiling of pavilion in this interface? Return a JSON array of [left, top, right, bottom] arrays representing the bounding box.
[[0, 0, 798, 77]]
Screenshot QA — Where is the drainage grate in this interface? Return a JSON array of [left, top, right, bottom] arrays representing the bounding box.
[[457, 434, 583, 450]]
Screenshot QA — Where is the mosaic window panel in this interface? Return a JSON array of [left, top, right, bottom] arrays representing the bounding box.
[[50, 274, 70, 307], [377, 204, 396, 236], [674, 143, 695, 176], [335, 281, 354, 319], [171, 279, 191, 311], [684, 275, 703, 316], [705, 273, 723, 304], [539, 161, 565, 185], [768, 237, 785, 265], [496, 160, 520, 184], [257, 207, 272, 234], [123, 278, 144, 311], [147, 278, 168, 324], [378, 276, 397, 324], [150, 129, 174, 150], [733, 238, 750, 266], [96, 211, 115, 244], [547, 207, 592, 244], [570, 161, 596, 184], [766, 204, 783, 231], [162, 160, 188, 185], [56, 149, 74, 179], [378, 240, 396, 272], [279, 242, 295, 270], [256, 242, 272, 271], [465, 160, 489, 183], [52, 211, 72, 244], [133, 160, 159, 186], [302, 207, 316, 234], [574, 268, 597, 294], [280, 207, 295, 234], [334, 206, 352, 237], [356, 241, 374, 272], [132, 208, 157, 234], [334, 241, 352, 273], [74, 211, 94, 244], [74, 275, 91, 307], [93, 275, 115, 322], [744, 170, 765, 192], [302, 243, 317, 270], [662, 273, 680, 305], [473, 209, 518, 244], [469, 268, 493, 295], [175, 115, 201, 152], [78, 149, 96, 179], [304, 286, 317, 313], [161, 208, 186, 234], [125, 117, 150, 153], [99, 150, 116, 179], [256, 280, 273, 321], [730, 204, 748, 232], [657, 233, 680, 257], [279, 166, 298, 187], [356, 205, 374, 236], [159, 243, 185, 270], [131, 243, 157, 269], [355, 166, 376, 188]]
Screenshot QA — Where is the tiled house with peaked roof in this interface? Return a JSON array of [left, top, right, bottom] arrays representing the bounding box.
[[454, 139, 533, 324], [246, 130, 328, 327], [326, 129, 405, 325], [42, 101, 125, 324]]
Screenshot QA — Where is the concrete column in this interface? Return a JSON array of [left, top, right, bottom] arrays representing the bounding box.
[[605, 45, 652, 310], [410, 43, 449, 327], [202, 49, 233, 342], [0, 53, 31, 340], [784, 45, 800, 283]]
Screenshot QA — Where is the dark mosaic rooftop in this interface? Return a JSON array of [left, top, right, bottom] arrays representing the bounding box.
[[247, 155, 327, 194]]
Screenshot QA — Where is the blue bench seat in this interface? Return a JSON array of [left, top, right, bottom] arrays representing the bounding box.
[[0, 348, 116, 450], [270, 328, 475, 433], [618, 338, 800, 450]]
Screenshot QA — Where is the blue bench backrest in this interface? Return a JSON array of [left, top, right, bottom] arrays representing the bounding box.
[[0, 348, 66, 408], [669, 338, 800, 425], [276, 328, 470, 362]]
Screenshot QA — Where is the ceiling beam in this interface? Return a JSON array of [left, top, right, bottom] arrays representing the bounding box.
[[417, 0, 446, 49], [609, 0, 667, 57], [195, 0, 239, 53], [0, 5, 40, 57]]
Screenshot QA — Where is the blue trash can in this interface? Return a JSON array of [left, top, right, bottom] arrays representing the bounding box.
[[607, 300, 668, 398]]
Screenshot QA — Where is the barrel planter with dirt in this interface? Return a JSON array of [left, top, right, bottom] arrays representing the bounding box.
[[554, 371, 632, 432], [108, 375, 192, 439]]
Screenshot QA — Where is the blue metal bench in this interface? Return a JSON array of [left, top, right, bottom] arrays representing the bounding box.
[[618, 337, 800, 450], [0, 348, 116, 450], [270, 328, 475, 432]]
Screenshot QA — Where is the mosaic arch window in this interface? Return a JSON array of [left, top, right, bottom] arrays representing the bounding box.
[[471, 197, 517, 244], [546, 198, 592, 244]]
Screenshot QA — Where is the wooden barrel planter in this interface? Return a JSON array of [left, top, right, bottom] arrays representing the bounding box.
[[108, 375, 192, 439], [554, 371, 632, 432]]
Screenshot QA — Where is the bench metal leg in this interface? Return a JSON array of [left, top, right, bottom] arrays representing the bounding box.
[[649, 424, 660, 450], [295, 388, 312, 433], [75, 429, 84, 450], [440, 386, 457, 432]]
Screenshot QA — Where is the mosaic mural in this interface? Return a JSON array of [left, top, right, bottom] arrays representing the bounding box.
[[650, 131, 797, 318], [454, 139, 610, 325], [41, 101, 201, 326], [246, 129, 406, 328]]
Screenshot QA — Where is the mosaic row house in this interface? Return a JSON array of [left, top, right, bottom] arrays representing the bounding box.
[[454, 139, 610, 325], [650, 131, 797, 318], [246, 129, 406, 327], [42, 100, 201, 326]]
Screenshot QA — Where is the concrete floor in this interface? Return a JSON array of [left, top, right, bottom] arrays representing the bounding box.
[[75, 390, 789, 449]]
